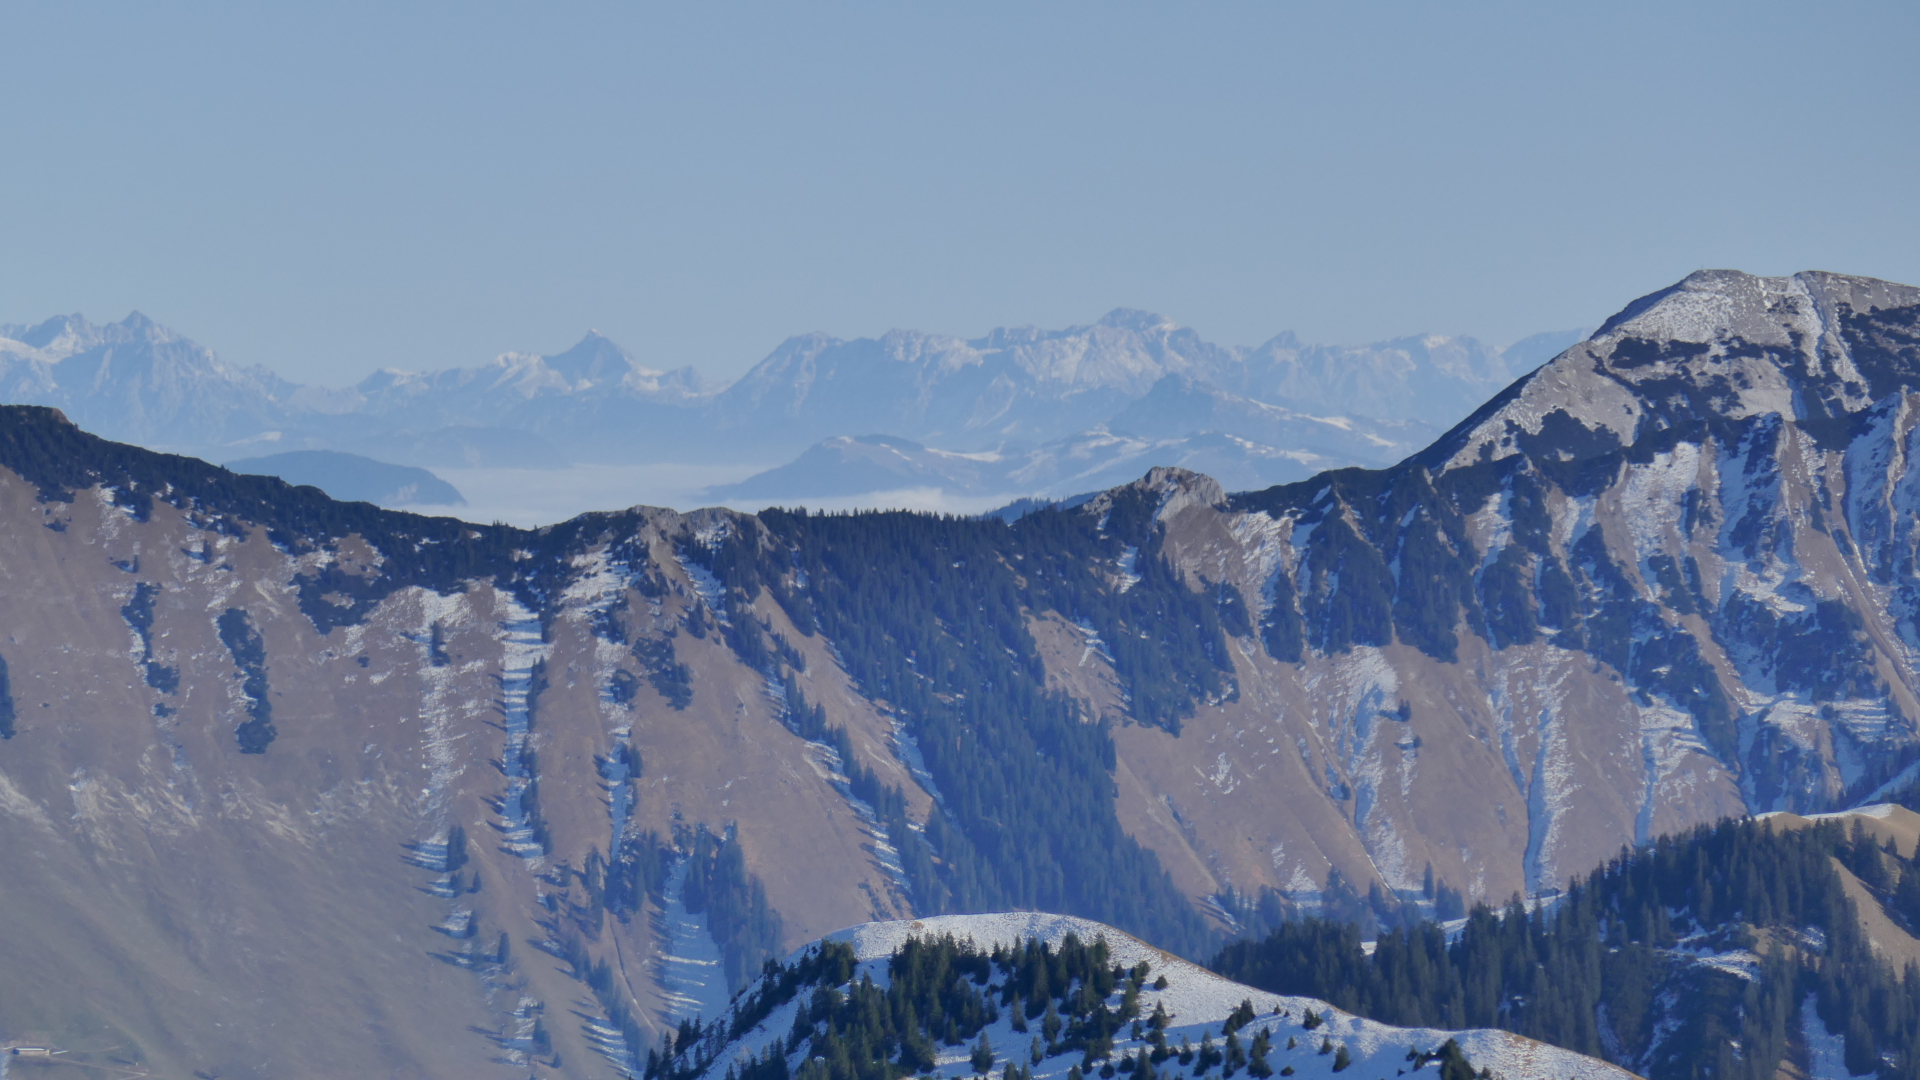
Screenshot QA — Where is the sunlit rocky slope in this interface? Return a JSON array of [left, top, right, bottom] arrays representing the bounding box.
[[0, 269, 1916, 1076]]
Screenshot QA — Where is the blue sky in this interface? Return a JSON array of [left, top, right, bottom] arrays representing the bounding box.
[[3, 1, 1915, 385]]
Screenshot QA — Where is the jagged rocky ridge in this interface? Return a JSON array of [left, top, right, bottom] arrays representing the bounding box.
[[0, 270, 1915, 1077]]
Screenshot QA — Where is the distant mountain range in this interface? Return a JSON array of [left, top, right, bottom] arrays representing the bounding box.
[[0, 310, 1585, 502]]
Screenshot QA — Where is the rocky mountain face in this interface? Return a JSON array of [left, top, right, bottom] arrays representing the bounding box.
[[0, 311, 1570, 491], [1209, 269, 1920, 893], [0, 270, 1913, 1077]]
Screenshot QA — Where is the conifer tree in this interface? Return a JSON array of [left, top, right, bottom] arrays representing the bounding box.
[[1245, 1029, 1271, 1080], [973, 1031, 996, 1075], [1435, 1040, 1474, 1080]]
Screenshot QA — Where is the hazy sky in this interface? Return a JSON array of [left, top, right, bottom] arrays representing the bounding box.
[[4, 2, 1916, 386]]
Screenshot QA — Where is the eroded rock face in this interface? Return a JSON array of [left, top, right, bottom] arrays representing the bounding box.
[[1177, 270, 1920, 904], [0, 270, 1917, 1077], [0, 437, 917, 1078]]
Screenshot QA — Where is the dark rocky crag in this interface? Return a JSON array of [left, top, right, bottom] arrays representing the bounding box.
[[0, 271, 1916, 1077]]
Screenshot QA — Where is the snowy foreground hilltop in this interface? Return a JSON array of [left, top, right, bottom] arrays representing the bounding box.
[[679, 914, 1634, 1080]]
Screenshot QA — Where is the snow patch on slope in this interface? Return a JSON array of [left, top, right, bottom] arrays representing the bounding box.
[[707, 913, 1635, 1080], [1489, 650, 1582, 894], [1801, 993, 1856, 1080], [657, 857, 732, 1024], [493, 593, 551, 862]]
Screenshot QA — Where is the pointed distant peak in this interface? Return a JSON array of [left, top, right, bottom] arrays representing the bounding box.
[[1095, 308, 1176, 332], [558, 328, 626, 354], [119, 311, 156, 331], [1254, 329, 1302, 352], [544, 329, 639, 381]]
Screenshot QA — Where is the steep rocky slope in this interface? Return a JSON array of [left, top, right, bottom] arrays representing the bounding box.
[[0, 434, 932, 1077], [0, 270, 1915, 1076], [1188, 269, 1920, 901]]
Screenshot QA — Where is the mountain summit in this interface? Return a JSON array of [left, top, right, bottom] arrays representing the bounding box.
[[1431, 269, 1920, 472]]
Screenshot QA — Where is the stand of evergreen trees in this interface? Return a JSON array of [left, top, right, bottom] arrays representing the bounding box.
[[657, 933, 1171, 1080], [0, 652, 13, 739], [216, 606, 276, 753], [1212, 816, 1920, 1080], [119, 581, 180, 694], [682, 824, 787, 993]]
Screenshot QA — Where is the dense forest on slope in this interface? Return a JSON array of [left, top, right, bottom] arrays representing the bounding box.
[[684, 824, 789, 993], [683, 500, 1242, 959], [1212, 816, 1920, 1080]]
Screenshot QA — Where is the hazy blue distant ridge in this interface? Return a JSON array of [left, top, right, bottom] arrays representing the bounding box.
[[0, 309, 1589, 499], [225, 449, 464, 507]]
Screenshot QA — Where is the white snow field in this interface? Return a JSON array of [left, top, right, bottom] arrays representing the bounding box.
[[702, 913, 1639, 1080]]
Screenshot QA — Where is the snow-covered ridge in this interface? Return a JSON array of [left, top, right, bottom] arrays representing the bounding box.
[[704, 913, 1636, 1080]]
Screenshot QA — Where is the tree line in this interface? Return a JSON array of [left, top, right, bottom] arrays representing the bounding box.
[[1212, 816, 1920, 1080]]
